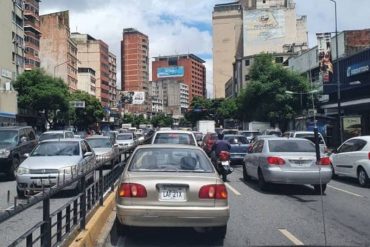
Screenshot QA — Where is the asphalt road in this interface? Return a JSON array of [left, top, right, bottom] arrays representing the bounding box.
[[106, 164, 370, 247]]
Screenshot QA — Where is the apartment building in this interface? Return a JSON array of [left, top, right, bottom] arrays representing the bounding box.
[[77, 67, 96, 96], [108, 52, 117, 107], [24, 0, 41, 70]]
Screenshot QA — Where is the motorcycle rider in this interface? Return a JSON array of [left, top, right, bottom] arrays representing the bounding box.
[[211, 132, 231, 168]]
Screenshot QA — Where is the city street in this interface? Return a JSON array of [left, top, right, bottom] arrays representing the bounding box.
[[107, 164, 370, 247]]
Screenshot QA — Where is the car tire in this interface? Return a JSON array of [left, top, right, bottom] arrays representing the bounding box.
[[258, 169, 268, 191], [17, 187, 25, 198], [242, 165, 250, 181], [213, 225, 227, 240], [358, 167, 369, 187], [8, 158, 20, 180], [313, 184, 327, 194]]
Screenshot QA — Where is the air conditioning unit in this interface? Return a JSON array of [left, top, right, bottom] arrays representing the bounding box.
[[5, 82, 11, 91]]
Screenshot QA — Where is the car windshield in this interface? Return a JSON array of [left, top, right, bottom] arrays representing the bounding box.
[[31, 142, 80, 156], [225, 135, 248, 144], [86, 138, 112, 148], [129, 148, 213, 173], [268, 140, 316, 153], [240, 132, 260, 137], [295, 133, 325, 144], [0, 130, 18, 145], [117, 134, 133, 140], [153, 133, 195, 145], [39, 133, 64, 141]]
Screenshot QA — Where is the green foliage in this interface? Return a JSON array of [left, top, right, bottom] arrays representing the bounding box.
[[151, 113, 173, 128], [69, 90, 104, 130], [122, 114, 149, 128]]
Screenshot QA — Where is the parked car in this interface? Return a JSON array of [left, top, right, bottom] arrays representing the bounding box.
[[238, 130, 261, 142], [115, 144, 229, 239], [283, 131, 328, 153], [39, 130, 75, 141], [331, 136, 370, 187], [86, 135, 119, 168], [243, 137, 332, 193], [116, 133, 135, 149], [151, 130, 197, 146], [201, 132, 218, 156], [16, 139, 96, 197], [223, 135, 250, 164], [193, 131, 203, 146], [0, 126, 38, 179]]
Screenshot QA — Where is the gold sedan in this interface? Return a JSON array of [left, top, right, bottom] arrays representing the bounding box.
[[116, 144, 230, 239]]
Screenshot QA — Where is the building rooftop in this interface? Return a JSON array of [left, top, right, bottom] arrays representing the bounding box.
[[214, 1, 241, 11], [123, 28, 148, 38], [153, 54, 205, 64]]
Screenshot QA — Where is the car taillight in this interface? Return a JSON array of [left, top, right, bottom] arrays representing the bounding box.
[[118, 183, 147, 198], [199, 184, 227, 199], [219, 151, 230, 161], [319, 157, 331, 166], [267, 156, 285, 165], [368, 152, 370, 160]]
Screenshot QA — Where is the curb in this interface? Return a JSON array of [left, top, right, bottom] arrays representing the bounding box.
[[68, 190, 116, 247]]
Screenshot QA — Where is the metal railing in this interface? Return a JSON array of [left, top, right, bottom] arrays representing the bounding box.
[[2, 136, 151, 247]]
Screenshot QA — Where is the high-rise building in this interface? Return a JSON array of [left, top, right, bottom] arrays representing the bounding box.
[[24, 0, 41, 70], [213, 0, 308, 98], [152, 54, 206, 104], [0, 0, 24, 124], [108, 52, 117, 107], [71, 33, 110, 106], [77, 67, 96, 96], [39, 11, 78, 91]]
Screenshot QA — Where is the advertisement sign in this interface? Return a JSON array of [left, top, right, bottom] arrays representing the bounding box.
[[122, 91, 145, 105], [70, 101, 85, 108], [347, 60, 370, 77], [343, 116, 362, 140], [157, 66, 184, 78], [317, 33, 333, 83]]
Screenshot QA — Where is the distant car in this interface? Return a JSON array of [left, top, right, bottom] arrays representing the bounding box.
[[151, 130, 197, 146], [159, 127, 172, 131], [39, 130, 75, 141], [115, 144, 229, 239], [283, 131, 328, 154], [223, 135, 250, 164], [16, 139, 96, 197], [201, 132, 218, 156], [223, 129, 239, 135], [116, 133, 135, 149], [243, 137, 332, 193], [193, 131, 203, 146], [262, 129, 282, 137], [86, 135, 119, 168], [250, 135, 276, 144], [0, 126, 38, 179], [238, 131, 261, 142], [331, 136, 370, 187]]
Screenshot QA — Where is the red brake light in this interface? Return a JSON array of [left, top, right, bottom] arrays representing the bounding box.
[[319, 157, 331, 166], [118, 183, 147, 198], [219, 151, 230, 161], [199, 184, 227, 199], [267, 156, 285, 165], [368, 152, 370, 160]]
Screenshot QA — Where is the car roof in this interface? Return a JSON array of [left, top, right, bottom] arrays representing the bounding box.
[[86, 135, 110, 139], [118, 132, 133, 135], [42, 130, 70, 134], [40, 138, 80, 143], [224, 134, 245, 137], [136, 144, 202, 150], [0, 126, 32, 130], [264, 137, 312, 141], [155, 130, 194, 134]]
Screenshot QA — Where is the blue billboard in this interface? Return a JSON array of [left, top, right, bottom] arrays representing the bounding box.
[[157, 66, 184, 78]]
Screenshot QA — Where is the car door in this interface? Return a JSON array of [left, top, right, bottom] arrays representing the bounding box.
[[332, 139, 357, 175], [342, 139, 368, 178], [19, 128, 34, 162], [246, 140, 264, 178]]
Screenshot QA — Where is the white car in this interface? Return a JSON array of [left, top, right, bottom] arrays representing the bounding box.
[[331, 136, 370, 187], [39, 130, 75, 141], [116, 133, 135, 149], [151, 130, 197, 146], [283, 131, 328, 154]]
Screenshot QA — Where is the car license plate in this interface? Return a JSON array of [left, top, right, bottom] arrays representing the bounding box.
[[221, 161, 230, 166], [159, 187, 186, 201], [36, 179, 50, 186]]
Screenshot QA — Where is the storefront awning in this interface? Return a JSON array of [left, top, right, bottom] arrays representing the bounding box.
[[321, 98, 370, 109], [0, 112, 16, 119]]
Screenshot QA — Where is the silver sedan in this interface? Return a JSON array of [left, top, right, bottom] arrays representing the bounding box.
[[243, 137, 332, 194]]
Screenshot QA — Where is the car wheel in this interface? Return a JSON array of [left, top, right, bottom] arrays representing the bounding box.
[[242, 165, 250, 181], [358, 168, 369, 187], [258, 169, 268, 191], [8, 158, 20, 180], [17, 187, 25, 198], [313, 184, 327, 194], [213, 225, 227, 240]]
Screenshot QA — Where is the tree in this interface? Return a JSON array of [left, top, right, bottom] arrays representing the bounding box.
[[69, 90, 104, 130], [237, 53, 313, 130], [14, 69, 70, 129], [122, 114, 149, 128], [151, 113, 173, 128]]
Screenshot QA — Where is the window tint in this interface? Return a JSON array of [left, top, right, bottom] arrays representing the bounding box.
[[66, 132, 74, 138], [31, 142, 80, 156], [39, 133, 64, 141], [338, 139, 367, 153], [352, 139, 367, 151], [224, 135, 248, 144], [83, 141, 92, 152], [253, 140, 264, 153], [268, 140, 315, 152], [153, 133, 195, 145], [28, 129, 36, 140], [295, 133, 325, 144], [81, 141, 88, 154]]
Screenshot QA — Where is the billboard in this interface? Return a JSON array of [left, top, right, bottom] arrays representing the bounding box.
[[317, 33, 333, 83], [343, 116, 362, 140], [122, 91, 145, 105], [157, 66, 184, 78]]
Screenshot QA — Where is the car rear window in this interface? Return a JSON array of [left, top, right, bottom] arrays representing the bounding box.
[[268, 140, 315, 152], [129, 148, 213, 173], [32, 142, 80, 156], [39, 133, 64, 141], [153, 133, 195, 145], [225, 136, 248, 144], [117, 134, 133, 140], [295, 133, 325, 144]]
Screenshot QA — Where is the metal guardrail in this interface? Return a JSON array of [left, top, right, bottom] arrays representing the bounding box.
[[2, 136, 152, 247]]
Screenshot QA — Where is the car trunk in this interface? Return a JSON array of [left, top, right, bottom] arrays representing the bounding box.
[[230, 144, 249, 154], [270, 152, 318, 170]]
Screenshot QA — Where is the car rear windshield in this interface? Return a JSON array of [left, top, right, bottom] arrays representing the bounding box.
[[0, 130, 18, 145], [153, 133, 196, 145], [240, 132, 260, 137], [32, 142, 80, 156], [86, 138, 112, 148], [225, 136, 248, 144], [129, 148, 213, 173], [39, 133, 64, 141], [117, 134, 133, 140], [295, 133, 325, 144], [268, 140, 315, 152]]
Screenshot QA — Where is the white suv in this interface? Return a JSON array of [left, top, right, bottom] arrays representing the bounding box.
[[283, 131, 327, 154], [151, 130, 197, 146]]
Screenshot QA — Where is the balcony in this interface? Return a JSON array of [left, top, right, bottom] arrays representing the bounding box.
[[24, 10, 39, 21], [24, 20, 41, 34]]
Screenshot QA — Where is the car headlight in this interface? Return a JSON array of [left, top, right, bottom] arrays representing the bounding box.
[[59, 166, 76, 175], [0, 149, 10, 158], [17, 167, 29, 175]]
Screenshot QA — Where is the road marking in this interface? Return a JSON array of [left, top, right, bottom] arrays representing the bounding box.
[[328, 185, 364, 198], [278, 229, 304, 246], [225, 183, 241, 196]]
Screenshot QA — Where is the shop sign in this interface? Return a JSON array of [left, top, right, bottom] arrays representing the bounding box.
[[343, 116, 361, 140], [347, 60, 370, 77]]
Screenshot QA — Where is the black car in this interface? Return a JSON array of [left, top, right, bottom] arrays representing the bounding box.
[[0, 126, 38, 179]]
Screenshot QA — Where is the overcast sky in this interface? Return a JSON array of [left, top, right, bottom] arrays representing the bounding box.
[[40, 0, 370, 97]]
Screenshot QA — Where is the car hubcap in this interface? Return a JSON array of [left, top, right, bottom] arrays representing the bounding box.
[[359, 171, 366, 185]]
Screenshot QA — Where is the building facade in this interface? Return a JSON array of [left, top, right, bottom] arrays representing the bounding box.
[[108, 52, 117, 108], [24, 0, 41, 70], [77, 67, 96, 96], [152, 54, 206, 104], [71, 33, 110, 106], [39, 11, 78, 91], [0, 0, 24, 124]]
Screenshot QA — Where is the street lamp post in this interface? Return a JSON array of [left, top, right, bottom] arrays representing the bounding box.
[[329, 0, 343, 144]]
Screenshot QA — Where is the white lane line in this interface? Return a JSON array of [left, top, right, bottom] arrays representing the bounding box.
[[278, 229, 304, 246], [225, 183, 241, 196], [328, 185, 364, 198]]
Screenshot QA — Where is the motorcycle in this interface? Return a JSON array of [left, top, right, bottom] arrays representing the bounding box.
[[215, 151, 233, 182]]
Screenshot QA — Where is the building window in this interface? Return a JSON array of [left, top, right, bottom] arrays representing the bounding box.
[[245, 75, 250, 81], [245, 59, 250, 67], [275, 57, 284, 64]]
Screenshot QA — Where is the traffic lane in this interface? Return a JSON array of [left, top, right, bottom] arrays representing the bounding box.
[[230, 166, 370, 246], [329, 176, 370, 198]]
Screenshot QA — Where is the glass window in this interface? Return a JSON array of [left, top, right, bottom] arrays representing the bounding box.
[[86, 138, 112, 148], [28, 129, 36, 140], [81, 141, 88, 154], [153, 133, 195, 145], [39, 133, 64, 141], [31, 142, 80, 156], [253, 140, 264, 153], [224, 135, 248, 144], [352, 139, 367, 151], [117, 134, 133, 140], [338, 139, 366, 153], [129, 148, 213, 173], [0, 130, 18, 145], [295, 133, 325, 144], [268, 140, 315, 152]]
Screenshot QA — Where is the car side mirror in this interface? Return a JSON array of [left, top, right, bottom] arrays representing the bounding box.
[[24, 153, 30, 158], [113, 144, 118, 147], [84, 152, 93, 158], [20, 136, 28, 143]]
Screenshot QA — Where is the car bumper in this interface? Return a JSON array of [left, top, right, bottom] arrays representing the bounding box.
[[16, 173, 78, 193], [263, 167, 332, 185], [116, 205, 230, 227], [230, 153, 246, 162], [0, 158, 12, 173]]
